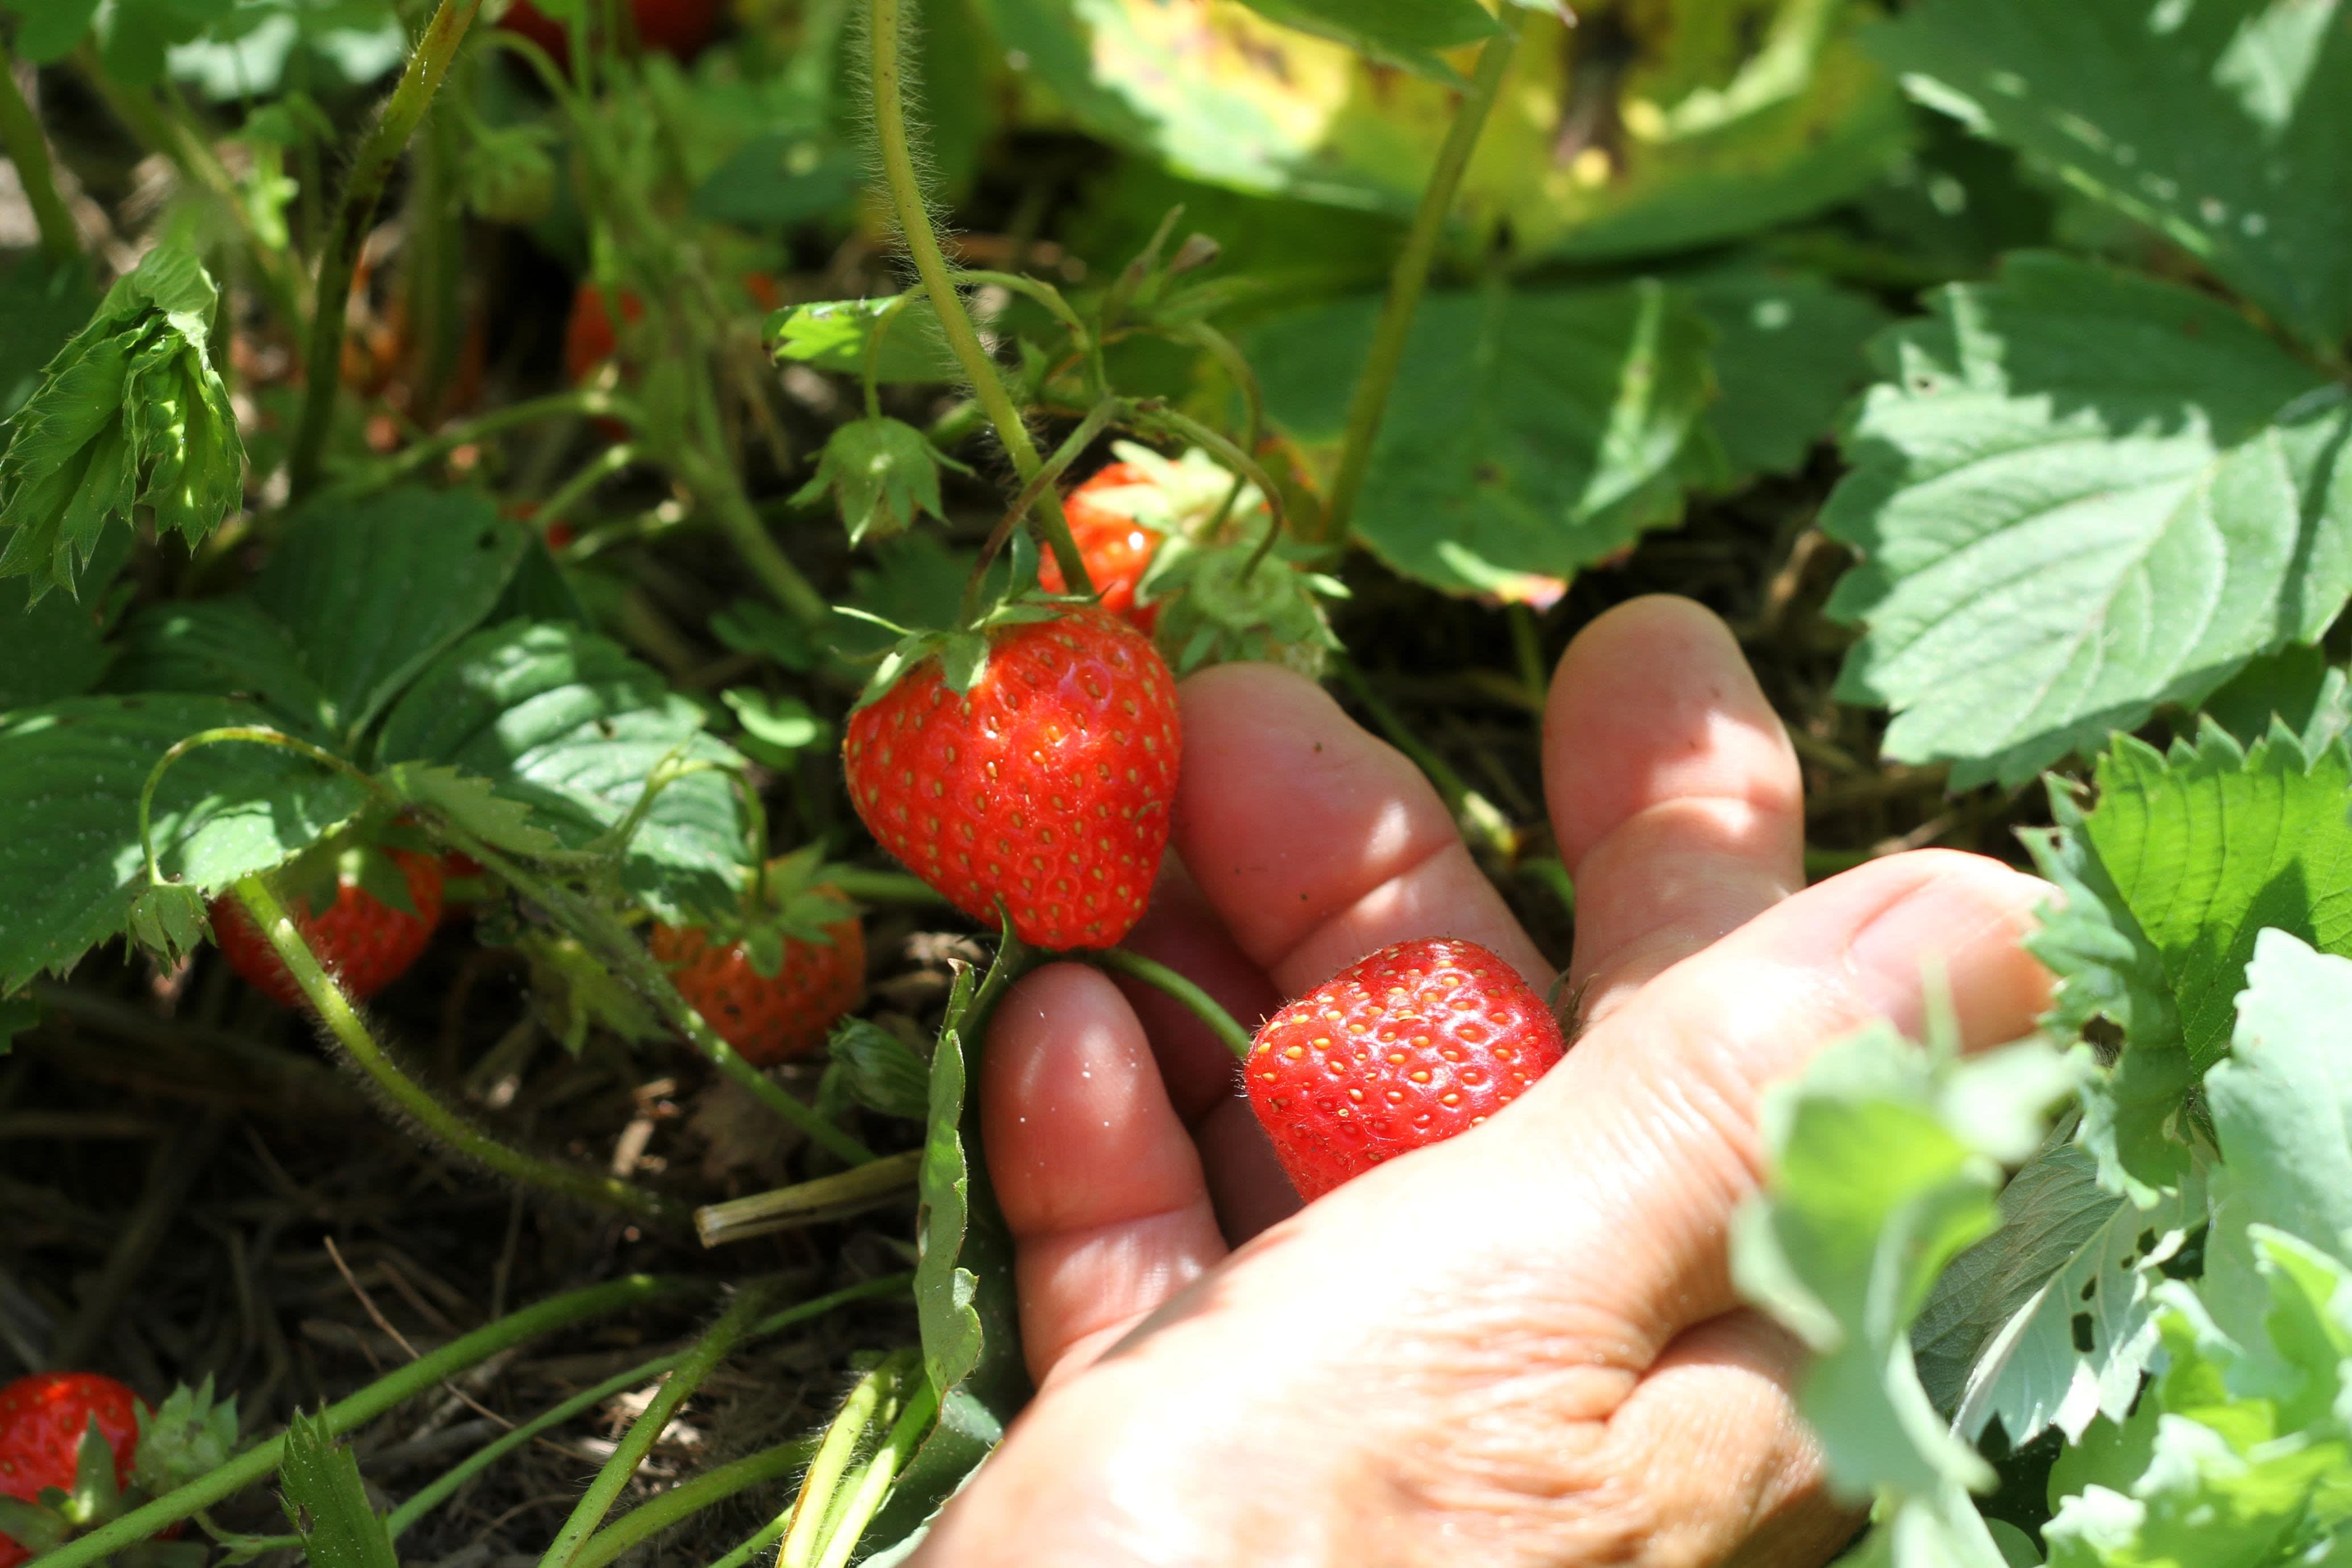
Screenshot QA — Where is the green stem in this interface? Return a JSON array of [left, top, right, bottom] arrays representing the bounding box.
[[434, 829, 876, 1165], [572, 1438, 816, 1568], [694, 1150, 924, 1247], [811, 1371, 938, 1568], [385, 1275, 912, 1540], [865, 0, 1091, 596], [824, 867, 951, 906], [135, 727, 376, 884], [1133, 404, 1289, 573], [229, 876, 683, 1226], [287, 0, 484, 501], [674, 448, 834, 628], [38, 1276, 700, 1568], [1320, 18, 1521, 544], [1094, 949, 1254, 1060], [860, 290, 920, 420], [537, 1283, 776, 1568], [0, 38, 77, 266], [310, 388, 637, 507], [781, 1353, 916, 1568], [536, 443, 638, 541], [963, 396, 1121, 622]]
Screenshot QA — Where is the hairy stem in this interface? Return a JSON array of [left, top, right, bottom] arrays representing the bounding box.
[[963, 395, 1121, 622], [865, 0, 1092, 596], [229, 876, 683, 1225], [573, 1438, 818, 1568], [812, 1368, 939, 1568], [1094, 949, 1255, 1060], [287, 0, 483, 500], [0, 39, 77, 265], [781, 1352, 918, 1568], [386, 1275, 911, 1540], [537, 1283, 776, 1568], [1320, 19, 1521, 544], [39, 1276, 701, 1568]]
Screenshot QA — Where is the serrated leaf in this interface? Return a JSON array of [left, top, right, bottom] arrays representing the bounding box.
[[767, 297, 960, 384], [0, 247, 244, 601], [378, 762, 563, 858], [2200, 931, 2352, 1354], [793, 417, 951, 546], [1733, 1022, 2076, 1500], [277, 1409, 397, 1568], [1253, 280, 1715, 598], [1918, 1137, 2205, 1446], [1874, 0, 2352, 352], [109, 598, 338, 739], [126, 883, 211, 969], [1676, 262, 1890, 487], [2196, 645, 2352, 757], [0, 695, 367, 992], [1822, 254, 2352, 789], [260, 489, 530, 745], [374, 622, 752, 924]]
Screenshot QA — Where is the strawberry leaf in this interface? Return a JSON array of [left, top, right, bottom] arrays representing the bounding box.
[[276, 1410, 397, 1568], [1820, 255, 2352, 789], [0, 695, 368, 993], [768, 297, 959, 385], [378, 763, 565, 860], [793, 417, 955, 546]]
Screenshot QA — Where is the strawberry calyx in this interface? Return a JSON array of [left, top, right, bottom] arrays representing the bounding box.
[[0, 1380, 230, 1568], [843, 594, 1067, 714], [1139, 533, 1346, 677]]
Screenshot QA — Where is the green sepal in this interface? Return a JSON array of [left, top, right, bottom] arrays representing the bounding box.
[[132, 1378, 239, 1497], [520, 930, 666, 1056], [829, 1016, 931, 1121], [127, 882, 213, 970], [1139, 536, 1347, 678], [793, 417, 959, 546], [0, 1496, 69, 1555], [62, 1417, 123, 1526], [845, 596, 1061, 713]]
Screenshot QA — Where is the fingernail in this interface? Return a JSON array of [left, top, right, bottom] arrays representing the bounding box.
[[1845, 866, 2049, 1021]]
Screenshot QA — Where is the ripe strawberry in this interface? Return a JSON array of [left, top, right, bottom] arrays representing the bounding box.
[[211, 849, 445, 1009], [499, 0, 724, 65], [0, 1374, 141, 1568], [843, 608, 1180, 950], [652, 898, 865, 1068], [1246, 938, 1566, 1200], [1038, 462, 1164, 630]]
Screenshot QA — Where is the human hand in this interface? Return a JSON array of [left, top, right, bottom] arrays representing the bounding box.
[[913, 596, 2054, 1568]]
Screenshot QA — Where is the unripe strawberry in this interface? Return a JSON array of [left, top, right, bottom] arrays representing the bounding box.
[[1246, 938, 1566, 1200], [842, 608, 1180, 950]]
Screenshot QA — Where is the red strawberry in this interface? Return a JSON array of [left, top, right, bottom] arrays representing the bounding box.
[[499, 0, 724, 64], [1038, 462, 1164, 630], [0, 1374, 142, 1568], [652, 909, 865, 1067], [842, 609, 1180, 951], [212, 849, 445, 1009], [1246, 938, 1566, 1200]]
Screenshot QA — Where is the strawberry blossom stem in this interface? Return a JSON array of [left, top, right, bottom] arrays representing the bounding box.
[[780, 1351, 920, 1568], [865, 0, 1092, 596], [229, 875, 684, 1225], [1321, 18, 1521, 544], [963, 395, 1121, 622], [37, 1275, 703, 1568], [288, 0, 484, 501], [1095, 949, 1254, 1061], [811, 1367, 939, 1568], [0, 39, 77, 266], [537, 1281, 777, 1568]]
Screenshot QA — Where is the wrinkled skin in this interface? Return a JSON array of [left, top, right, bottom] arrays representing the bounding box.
[[914, 596, 2053, 1568]]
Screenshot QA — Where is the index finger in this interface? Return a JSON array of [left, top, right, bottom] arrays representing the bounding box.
[[1170, 664, 1546, 998]]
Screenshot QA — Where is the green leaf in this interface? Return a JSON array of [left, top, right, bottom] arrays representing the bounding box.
[[2195, 645, 2352, 757], [1915, 1136, 2205, 1446], [767, 298, 960, 385], [1675, 262, 1890, 487], [1253, 280, 1715, 598], [829, 1017, 931, 1121], [1822, 253, 2352, 789], [1230, 0, 1499, 82], [0, 254, 97, 422], [0, 582, 117, 712], [109, 598, 338, 739], [984, 0, 1903, 260], [2078, 727, 2352, 1075], [1874, 0, 2352, 351], [1733, 1021, 2077, 1500], [711, 599, 819, 672], [832, 534, 979, 658], [690, 133, 860, 228], [373, 622, 752, 924], [260, 489, 530, 745], [377, 763, 565, 859], [915, 947, 1032, 1411], [2, 0, 103, 62], [2201, 931, 2352, 1351], [277, 1409, 397, 1568], [0, 247, 245, 602], [0, 695, 368, 993], [2042, 1229, 2352, 1567], [720, 689, 829, 769], [792, 417, 952, 546]]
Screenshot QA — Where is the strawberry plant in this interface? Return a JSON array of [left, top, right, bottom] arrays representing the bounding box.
[[0, 0, 2349, 1563]]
